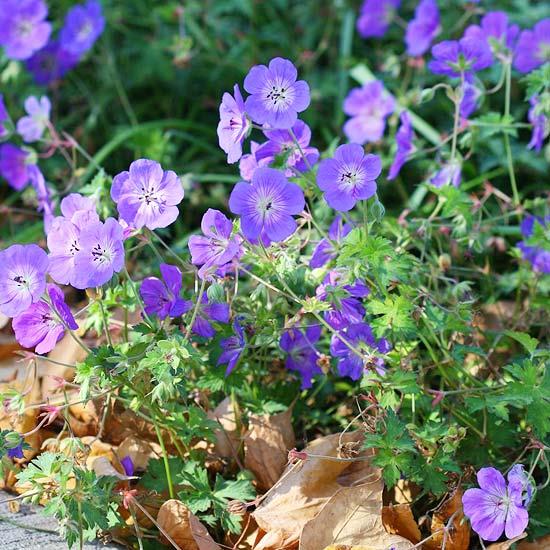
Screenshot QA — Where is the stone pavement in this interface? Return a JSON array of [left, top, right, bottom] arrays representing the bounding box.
[[0, 491, 121, 549]]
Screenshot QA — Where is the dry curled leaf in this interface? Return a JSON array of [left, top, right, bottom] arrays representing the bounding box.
[[424, 489, 470, 550], [252, 432, 378, 550], [91, 456, 133, 480], [208, 396, 241, 460], [244, 407, 295, 491], [517, 534, 550, 549], [156, 499, 221, 550], [487, 533, 527, 549], [116, 434, 154, 471], [382, 503, 421, 543]]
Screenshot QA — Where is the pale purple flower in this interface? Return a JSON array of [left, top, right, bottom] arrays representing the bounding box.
[[191, 296, 230, 338], [508, 464, 533, 506], [120, 456, 134, 477], [28, 165, 54, 231], [464, 11, 519, 54], [239, 141, 269, 181], [405, 0, 440, 57], [462, 466, 529, 541], [25, 40, 79, 86], [343, 81, 395, 144], [317, 143, 381, 211], [17, 96, 51, 143], [188, 209, 242, 280], [255, 120, 319, 176], [280, 325, 322, 389], [229, 166, 305, 245], [357, 0, 400, 39], [0, 94, 9, 138], [217, 317, 246, 375], [12, 284, 77, 354], [140, 263, 192, 320], [517, 215, 550, 274], [460, 74, 482, 119], [0, 144, 31, 191], [431, 161, 461, 188], [316, 271, 369, 330], [310, 216, 352, 269], [218, 84, 250, 163], [0, 244, 48, 317], [514, 19, 550, 73], [330, 322, 386, 380], [428, 37, 493, 77], [243, 57, 310, 129], [111, 159, 184, 230], [60, 192, 98, 222], [72, 218, 125, 289], [0, 0, 52, 60], [527, 95, 548, 153], [59, 0, 105, 57], [388, 111, 414, 180]]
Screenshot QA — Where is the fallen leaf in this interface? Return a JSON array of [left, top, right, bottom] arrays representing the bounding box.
[[156, 499, 221, 549], [244, 407, 295, 491], [252, 432, 379, 549], [517, 533, 550, 549], [487, 533, 527, 549], [116, 434, 154, 471], [390, 478, 420, 505], [208, 396, 242, 460], [424, 489, 470, 550], [382, 504, 421, 543], [91, 456, 133, 480]]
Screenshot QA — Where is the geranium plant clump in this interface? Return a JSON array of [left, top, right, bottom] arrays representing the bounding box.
[[0, 0, 549, 549]]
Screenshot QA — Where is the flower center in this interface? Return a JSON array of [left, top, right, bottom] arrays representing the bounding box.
[[90, 243, 112, 265], [339, 165, 364, 190], [264, 79, 294, 111], [77, 21, 93, 42], [17, 20, 33, 38], [139, 185, 161, 206], [13, 275, 28, 287]]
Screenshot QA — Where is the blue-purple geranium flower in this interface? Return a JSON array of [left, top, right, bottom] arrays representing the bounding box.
[[462, 466, 529, 541], [229, 166, 305, 245], [218, 84, 250, 164], [25, 40, 79, 86], [317, 143, 381, 212], [0, 144, 32, 191], [191, 296, 230, 339], [59, 0, 105, 57], [280, 325, 322, 389], [464, 11, 519, 55], [429, 37, 493, 77], [514, 19, 550, 73], [431, 161, 462, 188], [243, 57, 310, 129], [17, 95, 51, 143], [112, 159, 184, 231], [310, 216, 352, 269], [217, 317, 246, 375], [405, 0, 440, 57], [527, 95, 548, 153], [343, 81, 395, 144], [517, 215, 550, 274], [388, 111, 415, 180], [140, 263, 192, 320], [356, 0, 400, 39]]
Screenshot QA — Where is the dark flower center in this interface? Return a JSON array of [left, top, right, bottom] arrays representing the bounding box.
[[13, 275, 27, 286]]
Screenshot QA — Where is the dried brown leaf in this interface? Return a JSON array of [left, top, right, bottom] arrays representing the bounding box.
[[244, 407, 295, 491], [156, 499, 221, 550], [487, 533, 527, 549], [424, 489, 470, 550], [116, 435, 154, 471], [91, 456, 133, 480], [382, 504, 421, 543], [208, 396, 241, 460], [517, 534, 550, 549]]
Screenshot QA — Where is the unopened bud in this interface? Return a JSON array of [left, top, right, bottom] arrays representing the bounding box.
[[438, 253, 452, 271], [288, 448, 308, 463], [338, 441, 360, 459]]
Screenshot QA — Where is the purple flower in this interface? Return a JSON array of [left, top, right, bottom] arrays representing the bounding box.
[[343, 81, 395, 144], [243, 57, 310, 129], [47, 194, 99, 287], [405, 0, 440, 57], [6, 441, 24, 460], [280, 325, 322, 389], [218, 84, 250, 164], [527, 95, 548, 153], [316, 271, 369, 330], [140, 263, 192, 320], [388, 111, 414, 180], [0, 94, 9, 138], [120, 456, 135, 477], [514, 19, 550, 73], [0, 144, 31, 191], [357, 0, 400, 39], [431, 161, 461, 188], [464, 11, 519, 54], [239, 141, 269, 181], [12, 284, 77, 355], [330, 322, 386, 380], [16, 96, 51, 143], [59, 0, 105, 57], [310, 216, 352, 269], [217, 318, 246, 375], [229, 166, 305, 245], [517, 215, 550, 274], [111, 159, 184, 231], [28, 165, 54, 231], [508, 464, 533, 506], [255, 120, 319, 176], [462, 466, 529, 541], [460, 74, 482, 119], [72, 218, 125, 289], [317, 143, 381, 211], [188, 209, 242, 280], [25, 41, 79, 86], [0, 244, 48, 317], [428, 37, 493, 77], [0, 0, 51, 60], [191, 296, 230, 338]]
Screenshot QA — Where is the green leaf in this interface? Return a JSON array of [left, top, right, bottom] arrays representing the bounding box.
[[504, 331, 539, 354]]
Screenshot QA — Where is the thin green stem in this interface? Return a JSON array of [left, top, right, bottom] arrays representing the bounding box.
[[184, 277, 207, 342], [154, 423, 175, 499], [123, 267, 152, 325], [97, 296, 113, 347], [503, 62, 520, 206]]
